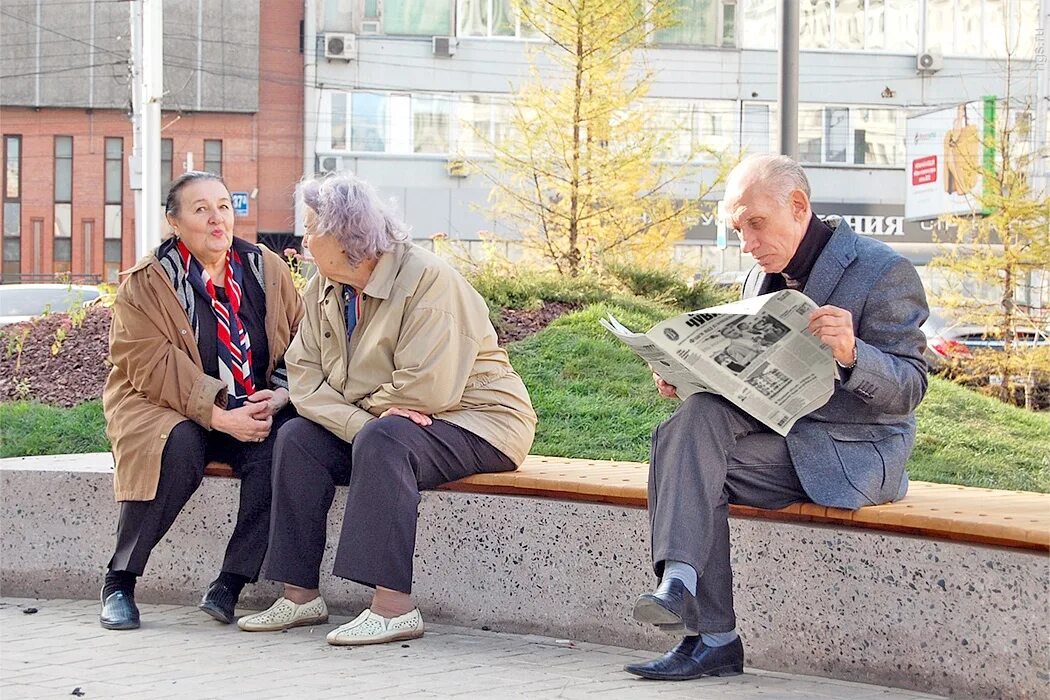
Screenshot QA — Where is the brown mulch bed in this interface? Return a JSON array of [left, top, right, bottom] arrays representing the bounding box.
[[0, 305, 112, 407], [0, 301, 579, 408], [496, 301, 580, 344]]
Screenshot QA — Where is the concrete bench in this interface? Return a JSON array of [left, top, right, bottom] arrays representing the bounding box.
[[4, 452, 1048, 699]]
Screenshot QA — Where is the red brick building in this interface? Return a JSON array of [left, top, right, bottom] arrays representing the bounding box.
[[1, 0, 303, 284]]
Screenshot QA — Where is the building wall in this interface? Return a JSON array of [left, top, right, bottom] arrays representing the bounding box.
[[0, 0, 303, 284], [306, 0, 1047, 271]]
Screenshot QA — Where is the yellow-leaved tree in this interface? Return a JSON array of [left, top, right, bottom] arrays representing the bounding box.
[[928, 82, 1050, 408], [473, 0, 733, 276]]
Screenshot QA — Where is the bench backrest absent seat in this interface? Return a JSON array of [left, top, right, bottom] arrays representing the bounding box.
[[205, 455, 1050, 552]]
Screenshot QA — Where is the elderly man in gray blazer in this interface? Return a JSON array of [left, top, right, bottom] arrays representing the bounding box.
[[625, 154, 929, 681]]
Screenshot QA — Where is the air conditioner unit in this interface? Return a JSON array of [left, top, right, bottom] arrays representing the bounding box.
[[360, 20, 380, 34], [325, 33, 357, 61], [433, 36, 458, 58], [318, 155, 345, 174], [446, 158, 469, 178], [916, 51, 942, 73]]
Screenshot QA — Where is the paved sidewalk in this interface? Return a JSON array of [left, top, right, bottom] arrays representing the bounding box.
[[1, 598, 942, 699]]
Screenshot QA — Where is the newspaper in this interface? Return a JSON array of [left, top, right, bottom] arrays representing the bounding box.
[[600, 289, 836, 436]]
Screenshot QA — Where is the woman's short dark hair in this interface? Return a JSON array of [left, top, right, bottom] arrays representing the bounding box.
[[165, 171, 228, 217]]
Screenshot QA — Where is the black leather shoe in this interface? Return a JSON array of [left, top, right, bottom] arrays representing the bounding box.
[[632, 578, 700, 634], [199, 580, 238, 624], [99, 588, 140, 630], [624, 635, 744, 681]]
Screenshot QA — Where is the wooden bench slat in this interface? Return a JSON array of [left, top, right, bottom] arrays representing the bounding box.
[[204, 455, 1050, 552]]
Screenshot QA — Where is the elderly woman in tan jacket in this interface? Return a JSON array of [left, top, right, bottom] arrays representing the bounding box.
[[100, 171, 302, 631], [237, 172, 536, 645]]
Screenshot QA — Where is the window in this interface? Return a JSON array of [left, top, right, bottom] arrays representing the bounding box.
[[384, 0, 451, 36], [351, 93, 387, 152], [925, 0, 1036, 57], [454, 94, 512, 157], [105, 138, 123, 205], [331, 92, 348, 150], [161, 138, 173, 204], [412, 95, 452, 154], [745, 0, 917, 52], [204, 140, 222, 175], [54, 137, 73, 204], [104, 138, 123, 283], [2, 135, 20, 282], [654, 0, 721, 46], [741, 0, 777, 49], [457, 0, 540, 38], [323, 0, 353, 32], [54, 136, 73, 274], [797, 105, 903, 166]]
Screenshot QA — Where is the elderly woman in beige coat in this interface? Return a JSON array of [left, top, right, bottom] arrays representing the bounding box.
[[100, 171, 302, 631], [237, 172, 536, 645]]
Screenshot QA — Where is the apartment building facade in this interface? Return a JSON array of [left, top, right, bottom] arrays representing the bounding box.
[[305, 0, 1047, 272], [0, 0, 304, 284]]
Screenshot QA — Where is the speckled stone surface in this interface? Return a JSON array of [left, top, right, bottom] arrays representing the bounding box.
[[2, 456, 1046, 699]]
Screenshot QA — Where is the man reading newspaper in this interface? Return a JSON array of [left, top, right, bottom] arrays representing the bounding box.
[[623, 154, 929, 681]]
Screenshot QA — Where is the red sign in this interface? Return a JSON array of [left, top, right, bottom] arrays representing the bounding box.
[[912, 155, 938, 186]]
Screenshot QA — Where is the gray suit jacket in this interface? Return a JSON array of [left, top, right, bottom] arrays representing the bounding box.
[[741, 218, 929, 509]]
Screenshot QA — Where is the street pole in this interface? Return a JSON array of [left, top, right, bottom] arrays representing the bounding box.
[[130, 0, 164, 259], [297, 0, 318, 239], [779, 0, 799, 159]]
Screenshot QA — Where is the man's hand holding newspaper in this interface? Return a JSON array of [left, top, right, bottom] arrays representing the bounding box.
[[600, 289, 836, 436]]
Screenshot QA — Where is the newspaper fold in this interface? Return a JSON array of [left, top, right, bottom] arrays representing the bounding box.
[[600, 289, 836, 436]]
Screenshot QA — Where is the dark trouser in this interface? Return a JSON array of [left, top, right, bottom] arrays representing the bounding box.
[[648, 393, 809, 633], [263, 415, 516, 594], [108, 405, 297, 580]]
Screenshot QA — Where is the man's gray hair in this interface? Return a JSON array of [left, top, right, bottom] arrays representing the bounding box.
[[731, 154, 811, 205], [298, 172, 409, 265]]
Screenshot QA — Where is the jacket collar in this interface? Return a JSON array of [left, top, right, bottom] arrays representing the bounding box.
[[802, 216, 858, 306], [319, 242, 409, 303]]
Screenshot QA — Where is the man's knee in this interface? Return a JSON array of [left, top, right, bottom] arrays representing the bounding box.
[[351, 416, 415, 463]]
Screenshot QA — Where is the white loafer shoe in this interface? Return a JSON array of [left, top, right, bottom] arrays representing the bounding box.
[[237, 596, 329, 632], [326, 608, 424, 646]]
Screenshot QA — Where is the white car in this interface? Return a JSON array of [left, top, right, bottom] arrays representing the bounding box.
[[0, 284, 102, 326]]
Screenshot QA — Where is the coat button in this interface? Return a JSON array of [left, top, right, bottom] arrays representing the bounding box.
[[180, 329, 187, 335], [160, 433, 167, 439], [324, 331, 331, 338]]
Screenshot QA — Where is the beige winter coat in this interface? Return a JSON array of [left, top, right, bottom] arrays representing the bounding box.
[[286, 242, 536, 465], [103, 244, 303, 501]]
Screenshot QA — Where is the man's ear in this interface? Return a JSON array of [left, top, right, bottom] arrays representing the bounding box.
[[790, 189, 810, 223]]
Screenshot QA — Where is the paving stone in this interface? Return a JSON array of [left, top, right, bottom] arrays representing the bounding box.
[[1, 598, 945, 699]]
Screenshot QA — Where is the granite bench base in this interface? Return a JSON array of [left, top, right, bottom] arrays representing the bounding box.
[[2, 455, 1046, 699]]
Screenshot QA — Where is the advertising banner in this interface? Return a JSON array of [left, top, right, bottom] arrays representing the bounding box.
[[905, 98, 995, 221]]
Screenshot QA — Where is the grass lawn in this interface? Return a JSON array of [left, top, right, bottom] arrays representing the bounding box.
[[2, 302, 1047, 493]]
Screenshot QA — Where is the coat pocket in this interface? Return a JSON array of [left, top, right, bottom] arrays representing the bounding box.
[[827, 424, 908, 505]]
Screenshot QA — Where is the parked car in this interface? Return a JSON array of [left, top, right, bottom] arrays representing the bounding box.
[[0, 284, 102, 326], [921, 307, 1050, 369]]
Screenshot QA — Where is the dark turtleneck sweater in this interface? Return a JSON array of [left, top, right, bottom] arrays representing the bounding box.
[[767, 214, 835, 293]]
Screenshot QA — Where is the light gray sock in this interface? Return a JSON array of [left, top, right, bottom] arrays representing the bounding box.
[[701, 630, 739, 647], [661, 560, 697, 596]]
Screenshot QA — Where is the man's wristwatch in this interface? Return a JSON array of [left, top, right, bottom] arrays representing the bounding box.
[[836, 344, 858, 370]]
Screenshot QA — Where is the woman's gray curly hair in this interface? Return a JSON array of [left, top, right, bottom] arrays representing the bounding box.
[[298, 172, 409, 265]]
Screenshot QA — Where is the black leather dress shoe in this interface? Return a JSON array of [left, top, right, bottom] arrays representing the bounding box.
[[632, 578, 700, 634], [199, 580, 238, 624], [99, 588, 140, 630], [624, 635, 744, 681]]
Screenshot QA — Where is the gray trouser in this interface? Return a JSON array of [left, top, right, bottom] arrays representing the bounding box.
[[108, 406, 297, 579], [648, 392, 809, 633], [262, 415, 516, 594]]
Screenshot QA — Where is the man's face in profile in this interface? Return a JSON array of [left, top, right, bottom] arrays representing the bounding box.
[[724, 181, 809, 274]]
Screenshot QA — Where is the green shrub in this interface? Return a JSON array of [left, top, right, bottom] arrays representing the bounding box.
[[606, 262, 735, 311]]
